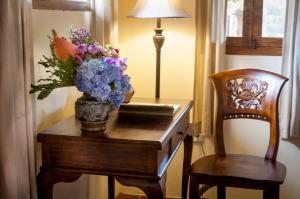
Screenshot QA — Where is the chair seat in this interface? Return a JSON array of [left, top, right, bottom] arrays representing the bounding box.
[[190, 154, 286, 185]]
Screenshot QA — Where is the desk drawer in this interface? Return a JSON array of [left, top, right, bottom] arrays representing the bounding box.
[[170, 114, 189, 155], [157, 113, 189, 174], [42, 142, 159, 175]]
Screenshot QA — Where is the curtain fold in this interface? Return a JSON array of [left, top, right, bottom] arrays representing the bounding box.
[[280, 0, 300, 138], [0, 0, 36, 198], [193, 0, 226, 136], [91, 0, 119, 46]]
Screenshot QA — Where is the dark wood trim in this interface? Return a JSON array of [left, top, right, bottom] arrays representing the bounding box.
[[256, 37, 283, 47], [225, 0, 283, 56], [226, 37, 249, 47], [181, 130, 193, 199], [226, 46, 282, 56], [252, 0, 263, 38], [243, 0, 254, 43], [33, 0, 92, 11], [108, 176, 115, 199]]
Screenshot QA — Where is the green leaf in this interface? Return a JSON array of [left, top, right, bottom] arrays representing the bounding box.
[[31, 43, 76, 100], [37, 89, 53, 100]]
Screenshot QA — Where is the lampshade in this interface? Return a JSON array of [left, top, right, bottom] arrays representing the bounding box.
[[127, 0, 191, 18]]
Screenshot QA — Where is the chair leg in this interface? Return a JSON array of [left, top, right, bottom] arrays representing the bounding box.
[[217, 185, 226, 199], [263, 185, 279, 199], [108, 176, 115, 199], [189, 176, 199, 199]]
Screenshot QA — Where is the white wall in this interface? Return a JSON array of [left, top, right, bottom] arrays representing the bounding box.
[[226, 55, 283, 73]]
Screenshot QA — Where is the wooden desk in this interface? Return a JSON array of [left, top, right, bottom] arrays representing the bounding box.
[[36, 98, 193, 199]]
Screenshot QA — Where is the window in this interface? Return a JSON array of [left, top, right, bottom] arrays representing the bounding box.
[[226, 0, 286, 56], [33, 0, 92, 11]]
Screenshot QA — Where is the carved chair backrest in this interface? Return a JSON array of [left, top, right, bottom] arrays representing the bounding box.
[[210, 69, 288, 161]]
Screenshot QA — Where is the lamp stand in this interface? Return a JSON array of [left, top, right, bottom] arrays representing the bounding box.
[[153, 18, 165, 98]]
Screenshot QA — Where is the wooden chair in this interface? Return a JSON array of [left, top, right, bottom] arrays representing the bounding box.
[[188, 69, 288, 199]]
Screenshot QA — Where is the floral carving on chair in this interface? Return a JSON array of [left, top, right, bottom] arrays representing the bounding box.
[[226, 78, 268, 110]]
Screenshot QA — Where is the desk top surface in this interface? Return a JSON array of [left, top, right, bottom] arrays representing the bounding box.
[[38, 98, 193, 149]]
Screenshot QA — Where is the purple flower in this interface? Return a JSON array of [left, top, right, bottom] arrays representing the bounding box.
[[105, 57, 118, 65], [119, 58, 128, 75], [77, 44, 88, 55], [88, 44, 102, 55], [74, 55, 83, 65], [71, 27, 91, 44]]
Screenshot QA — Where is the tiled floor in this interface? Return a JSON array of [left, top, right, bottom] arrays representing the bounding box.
[[116, 193, 178, 199]]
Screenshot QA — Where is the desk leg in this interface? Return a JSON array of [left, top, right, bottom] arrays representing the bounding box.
[[116, 174, 167, 199], [36, 168, 81, 199], [108, 176, 115, 199], [181, 133, 193, 199]]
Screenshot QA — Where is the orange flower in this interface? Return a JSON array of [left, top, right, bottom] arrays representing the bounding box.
[[53, 37, 77, 60]]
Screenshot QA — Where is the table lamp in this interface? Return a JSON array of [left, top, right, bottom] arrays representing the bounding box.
[[128, 0, 190, 98]]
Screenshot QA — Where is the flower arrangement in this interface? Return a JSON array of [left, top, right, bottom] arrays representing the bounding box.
[[30, 27, 131, 109]]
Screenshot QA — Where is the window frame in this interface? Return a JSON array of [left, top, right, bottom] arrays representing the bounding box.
[[226, 0, 283, 56], [33, 0, 92, 11]]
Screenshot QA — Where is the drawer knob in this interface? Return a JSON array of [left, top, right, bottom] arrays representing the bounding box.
[[177, 131, 184, 136]]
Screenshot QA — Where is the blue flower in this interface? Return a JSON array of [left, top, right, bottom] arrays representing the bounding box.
[[109, 89, 125, 109], [121, 75, 131, 93], [75, 58, 132, 108]]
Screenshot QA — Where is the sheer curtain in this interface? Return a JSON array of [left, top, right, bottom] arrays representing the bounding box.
[[280, 0, 300, 138], [193, 0, 226, 136], [0, 0, 36, 198], [91, 0, 119, 46]]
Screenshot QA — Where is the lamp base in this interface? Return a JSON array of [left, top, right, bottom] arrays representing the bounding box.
[[153, 18, 165, 98]]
